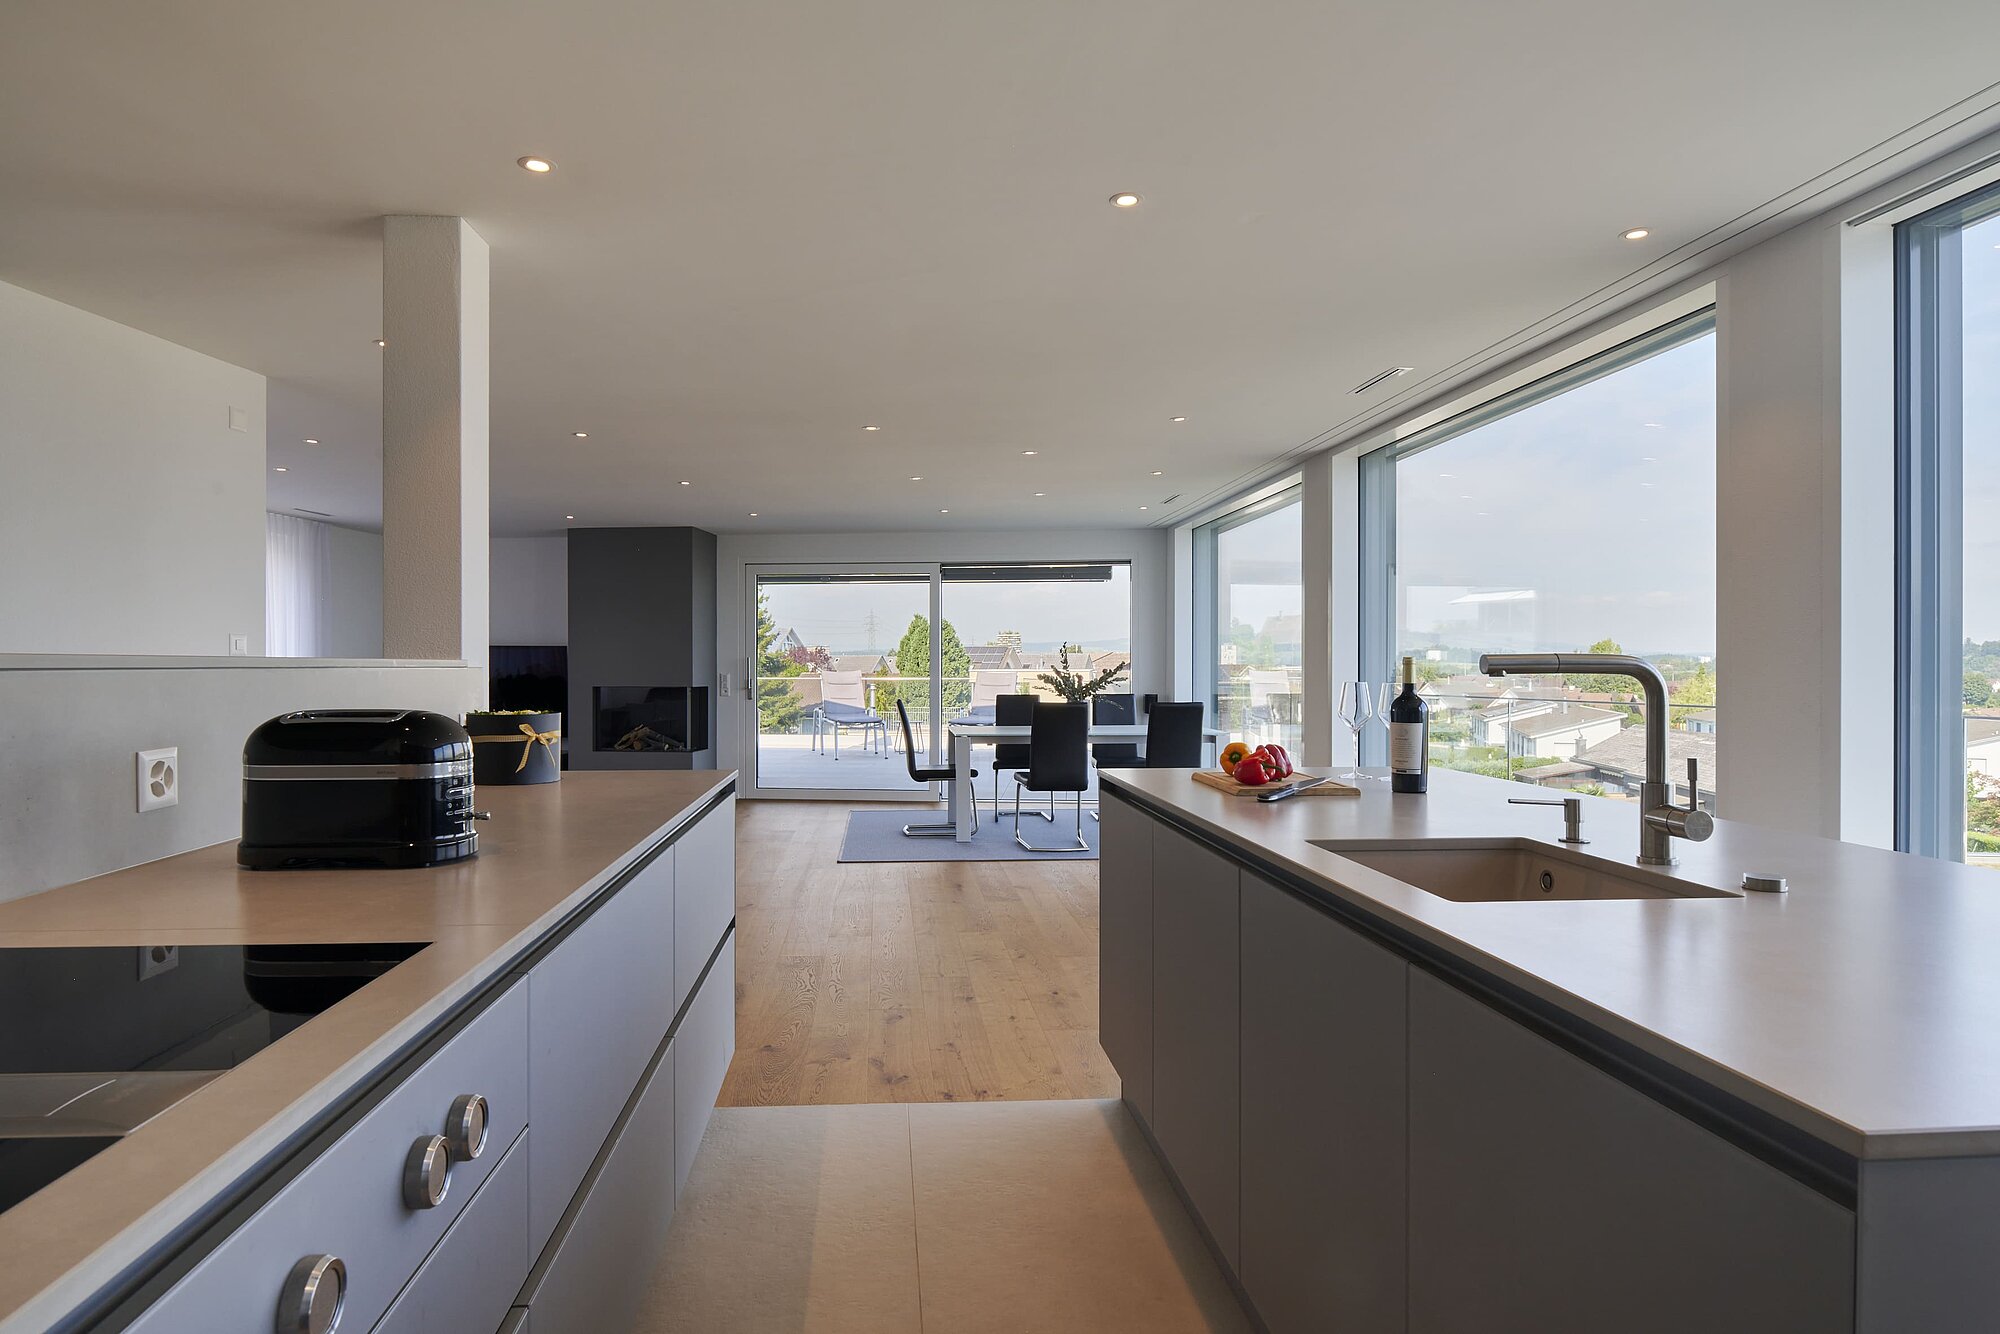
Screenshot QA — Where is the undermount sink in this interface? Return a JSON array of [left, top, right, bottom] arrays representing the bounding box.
[[1310, 839, 1739, 903]]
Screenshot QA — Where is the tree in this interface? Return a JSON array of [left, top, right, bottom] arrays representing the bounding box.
[[881, 614, 972, 721], [1564, 638, 1638, 697], [1672, 660, 1717, 727], [1966, 672, 1995, 709], [787, 644, 834, 672], [754, 589, 806, 733]]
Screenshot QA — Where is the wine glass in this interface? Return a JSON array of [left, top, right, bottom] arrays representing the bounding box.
[[1337, 682, 1375, 781]]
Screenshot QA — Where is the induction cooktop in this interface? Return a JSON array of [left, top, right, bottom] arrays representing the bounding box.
[[0, 941, 427, 1214]]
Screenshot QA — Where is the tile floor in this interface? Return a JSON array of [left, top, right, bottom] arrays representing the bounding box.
[[639, 1099, 1250, 1333]]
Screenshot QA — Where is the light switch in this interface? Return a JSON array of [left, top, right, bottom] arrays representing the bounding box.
[[228, 633, 250, 656]]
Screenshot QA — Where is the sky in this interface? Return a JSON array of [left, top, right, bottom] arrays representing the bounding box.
[[1964, 211, 2000, 643], [760, 566, 1134, 656], [1396, 332, 1718, 657]]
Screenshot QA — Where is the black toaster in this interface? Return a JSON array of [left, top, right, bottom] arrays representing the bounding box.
[[238, 711, 479, 870]]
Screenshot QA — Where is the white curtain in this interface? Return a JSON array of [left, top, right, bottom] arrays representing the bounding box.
[[265, 512, 331, 656]]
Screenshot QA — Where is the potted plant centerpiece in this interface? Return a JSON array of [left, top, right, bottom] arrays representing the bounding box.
[[1035, 644, 1130, 704], [464, 708, 563, 785]]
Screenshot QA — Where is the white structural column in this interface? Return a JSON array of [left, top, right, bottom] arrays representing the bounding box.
[[382, 215, 490, 667]]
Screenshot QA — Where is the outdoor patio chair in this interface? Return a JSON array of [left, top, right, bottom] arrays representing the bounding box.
[[810, 670, 888, 759]]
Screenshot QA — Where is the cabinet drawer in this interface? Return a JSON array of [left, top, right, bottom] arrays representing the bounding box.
[[373, 1128, 529, 1334], [519, 1027, 678, 1333], [129, 980, 529, 1334], [673, 797, 736, 1014], [674, 929, 734, 1193], [526, 844, 676, 1251]]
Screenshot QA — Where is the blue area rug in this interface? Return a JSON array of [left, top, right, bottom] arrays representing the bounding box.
[[837, 807, 1098, 862]]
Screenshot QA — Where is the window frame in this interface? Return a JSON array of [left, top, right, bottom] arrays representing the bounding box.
[[1356, 305, 1719, 705], [1192, 482, 1304, 739], [1894, 179, 2000, 858]]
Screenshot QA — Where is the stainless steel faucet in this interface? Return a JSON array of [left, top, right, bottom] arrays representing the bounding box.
[[1479, 652, 1713, 866]]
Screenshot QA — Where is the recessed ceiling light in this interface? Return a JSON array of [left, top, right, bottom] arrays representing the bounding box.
[[864, 425, 882, 431], [518, 156, 554, 173], [1022, 450, 1037, 456], [374, 339, 387, 348], [748, 512, 759, 517], [1171, 416, 1187, 422], [1110, 192, 1142, 208], [272, 466, 288, 472], [1622, 227, 1651, 241], [573, 431, 588, 439], [303, 438, 319, 445], [1034, 492, 1047, 497], [939, 508, 950, 514], [1139, 505, 1149, 511], [909, 476, 923, 482], [1152, 471, 1163, 476], [679, 480, 691, 486], [565, 514, 575, 521]]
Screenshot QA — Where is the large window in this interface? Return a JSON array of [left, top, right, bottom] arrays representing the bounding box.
[[1195, 487, 1305, 753], [1897, 179, 2000, 862], [1361, 312, 1718, 805]]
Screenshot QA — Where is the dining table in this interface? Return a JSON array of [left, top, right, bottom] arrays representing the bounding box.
[[944, 719, 1222, 842]]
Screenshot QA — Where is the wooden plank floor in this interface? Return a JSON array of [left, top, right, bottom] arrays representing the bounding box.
[[719, 800, 1119, 1106]]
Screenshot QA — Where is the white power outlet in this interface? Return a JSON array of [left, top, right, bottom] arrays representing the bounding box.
[[228, 633, 250, 656], [137, 748, 179, 812]]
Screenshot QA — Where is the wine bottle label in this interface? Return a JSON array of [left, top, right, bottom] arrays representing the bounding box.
[[1390, 723, 1425, 773]]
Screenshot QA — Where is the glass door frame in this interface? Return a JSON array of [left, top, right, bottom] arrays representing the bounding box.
[[745, 562, 945, 800]]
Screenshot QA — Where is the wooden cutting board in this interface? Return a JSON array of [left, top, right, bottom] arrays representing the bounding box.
[[1190, 768, 1360, 798]]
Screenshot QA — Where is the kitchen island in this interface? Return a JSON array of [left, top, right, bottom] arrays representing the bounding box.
[[0, 769, 735, 1334], [1100, 767, 2000, 1334]]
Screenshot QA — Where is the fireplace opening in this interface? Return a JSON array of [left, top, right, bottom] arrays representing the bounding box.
[[593, 686, 710, 753]]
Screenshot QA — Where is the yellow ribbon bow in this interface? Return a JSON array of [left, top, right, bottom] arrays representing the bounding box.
[[470, 722, 563, 773]]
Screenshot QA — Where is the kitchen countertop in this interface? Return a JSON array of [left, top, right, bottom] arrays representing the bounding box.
[[0, 769, 733, 1334], [1102, 767, 2000, 1164]]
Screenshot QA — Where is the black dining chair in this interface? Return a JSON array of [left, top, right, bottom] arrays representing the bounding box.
[[1014, 702, 1091, 852], [1090, 693, 1140, 768], [896, 699, 978, 838], [1139, 701, 1207, 768], [991, 693, 1046, 819]]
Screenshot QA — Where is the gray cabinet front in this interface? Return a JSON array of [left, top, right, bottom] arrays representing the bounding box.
[[1149, 821, 1241, 1266], [1240, 878, 1408, 1334], [1097, 795, 1154, 1123], [519, 1029, 678, 1334], [1407, 970, 1855, 1334], [525, 845, 676, 1252], [674, 928, 736, 1193], [672, 794, 737, 1013]]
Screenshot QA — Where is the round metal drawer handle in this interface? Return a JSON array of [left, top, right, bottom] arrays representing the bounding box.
[[403, 1134, 452, 1210], [279, 1254, 346, 1334], [446, 1092, 489, 1161]]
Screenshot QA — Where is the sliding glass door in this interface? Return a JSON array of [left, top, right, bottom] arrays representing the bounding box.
[[750, 567, 939, 796]]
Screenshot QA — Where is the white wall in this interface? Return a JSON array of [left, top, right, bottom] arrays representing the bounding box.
[[714, 528, 1172, 781], [325, 523, 385, 658], [0, 279, 266, 655], [490, 537, 568, 644], [0, 661, 483, 902]]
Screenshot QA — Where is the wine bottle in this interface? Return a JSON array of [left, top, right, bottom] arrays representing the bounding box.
[[1389, 655, 1429, 794]]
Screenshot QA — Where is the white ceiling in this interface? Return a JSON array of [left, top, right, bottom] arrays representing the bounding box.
[[4, 1, 1999, 536]]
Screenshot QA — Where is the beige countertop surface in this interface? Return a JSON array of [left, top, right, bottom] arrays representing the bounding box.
[[0, 769, 734, 1334], [1103, 767, 2000, 1164]]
